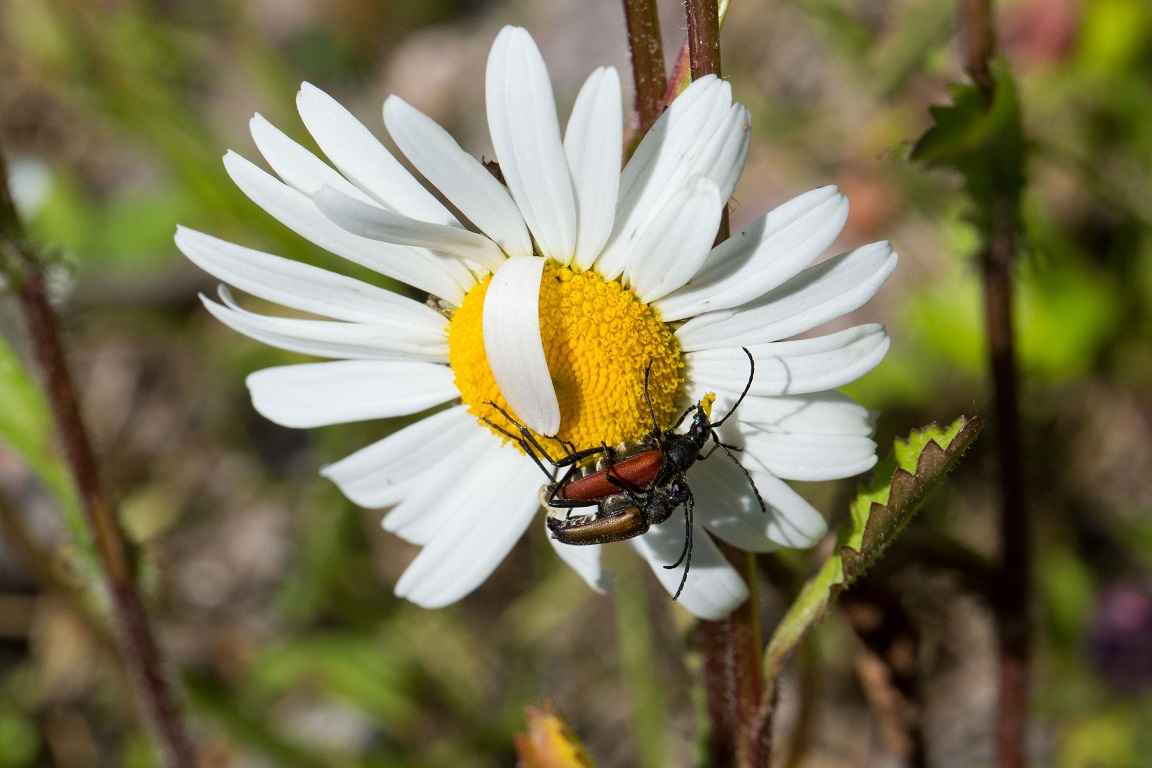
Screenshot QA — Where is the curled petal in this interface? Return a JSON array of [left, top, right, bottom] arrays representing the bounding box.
[[483, 256, 560, 436]]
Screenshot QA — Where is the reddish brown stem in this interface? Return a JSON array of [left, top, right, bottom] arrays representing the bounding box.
[[700, 546, 764, 768], [683, 4, 765, 767], [0, 150, 196, 768], [983, 198, 1029, 768], [621, 0, 669, 138], [956, 2, 1030, 765], [686, 0, 722, 80]]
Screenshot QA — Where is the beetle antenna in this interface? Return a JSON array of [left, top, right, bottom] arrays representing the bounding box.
[[670, 403, 698, 433], [643, 361, 660, 434], [668, 490, 694, 600], [667, 499, 691, 569], [711, 347, 755, 428], [714, 437, 769, 514]]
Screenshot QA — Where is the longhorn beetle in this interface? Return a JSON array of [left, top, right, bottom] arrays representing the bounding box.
[[483, 348, 765, 599]]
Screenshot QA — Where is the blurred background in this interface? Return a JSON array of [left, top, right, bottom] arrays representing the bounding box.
[[0, 0, 1150, 765]]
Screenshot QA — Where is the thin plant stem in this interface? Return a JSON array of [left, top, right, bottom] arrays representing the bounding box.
[[700, 550, 765, 767], [685, 0, 722, 81], [956, 1, 1029, 765], [0, 148, 197, 768], [621, 0, 669, 139], [679, 2, 766, 766]]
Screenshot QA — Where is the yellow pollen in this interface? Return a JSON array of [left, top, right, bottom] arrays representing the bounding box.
[[447, 262, 683, 455]]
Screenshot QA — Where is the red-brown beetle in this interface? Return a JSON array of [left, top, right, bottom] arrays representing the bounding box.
[[484, 348, 764, 599]]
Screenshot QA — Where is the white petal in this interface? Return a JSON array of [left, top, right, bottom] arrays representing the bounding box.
[[175, 227, 446, 325], [224, 152, 469, 303], [596, 78, 748, 280], [684, 325, 891, 396], [249, 114, 373, 203], [382, 429, 497, 544], [564, 67, 622, 270], [655, 186, 849, 320], [676, 242, 898, 351], [246, 360, 457, 428], [482, 256, 560, 436], [745, 462, 830, 548], [321, 405, 475, 508], [690, 460, 781, 553], [549, 537, 615, 595], [314, 186, 506, 272], [630, 520, 748, 620], [203, 291, 448, 362], [733, 391, 876, 437], [680, 415, 830, 549], [486, 26, 577, 262], [625, 175, 722, 303], [296, 82, 457, 225], [394, 444, 543, 608], [743, 431, 878, 481], [384, 97, 532, 257], [699, 102, 752, 204]]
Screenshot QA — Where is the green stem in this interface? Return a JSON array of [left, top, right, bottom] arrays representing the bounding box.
[[0, 147, 197, 768], [616, 557, 669, 768]]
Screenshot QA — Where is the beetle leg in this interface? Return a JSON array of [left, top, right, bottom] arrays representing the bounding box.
[[602, 467, 647, 505], [642, 361, 661, 434], [700, 441, 743, 460], [542, 495, 603, 512], [546, 443, 618, 508], [486, 400, 611, 475], [481, 416, 557, 481], [483, 401, 569, 465]]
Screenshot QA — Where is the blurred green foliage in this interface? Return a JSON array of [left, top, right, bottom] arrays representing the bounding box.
[[1, 0, 1151, 765]]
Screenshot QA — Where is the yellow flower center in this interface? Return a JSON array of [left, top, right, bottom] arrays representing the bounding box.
[[448, 261, 683, 456]]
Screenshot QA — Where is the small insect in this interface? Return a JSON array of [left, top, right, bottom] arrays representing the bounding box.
[[484, 348, 765, 599]]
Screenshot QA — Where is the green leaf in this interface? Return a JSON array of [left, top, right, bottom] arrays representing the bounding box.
[[763, 416, 983, 683], [0, 335, 79, 516], [0, 334, 98, 577], [912, 64, 1026, 234]]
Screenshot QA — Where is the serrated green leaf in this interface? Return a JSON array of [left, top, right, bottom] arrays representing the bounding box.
[[912, 65, 1025, 233], [762, 416, 982, 684]]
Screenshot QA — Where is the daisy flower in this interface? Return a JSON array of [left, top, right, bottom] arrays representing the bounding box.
[[176, 26, 897, 621]]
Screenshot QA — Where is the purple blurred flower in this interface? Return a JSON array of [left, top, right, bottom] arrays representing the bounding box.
[[1089, 582, 1152, 693]]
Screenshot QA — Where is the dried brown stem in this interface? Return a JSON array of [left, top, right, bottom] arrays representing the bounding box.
[[956, 3, 1029, 765], [621, 0, 668, 139], [841, 578, 927, 768], [0, 148, 196, 768]]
